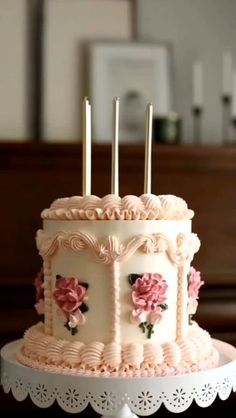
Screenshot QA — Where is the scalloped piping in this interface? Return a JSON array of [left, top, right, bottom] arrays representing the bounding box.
[[36, 230, 200, 266], [41, 194, 194, 221], [18, 322, 218, 377]]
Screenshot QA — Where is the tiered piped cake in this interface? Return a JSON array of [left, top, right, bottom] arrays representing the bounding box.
[[18, 99, 218, 376]]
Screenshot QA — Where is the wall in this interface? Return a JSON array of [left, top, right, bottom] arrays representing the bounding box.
[[137, 0, 236, 144], [43, 0, 131, 141], [0, 0, 29, 140]]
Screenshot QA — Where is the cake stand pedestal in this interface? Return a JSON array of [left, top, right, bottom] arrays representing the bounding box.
[[1, 339, 236, 417]]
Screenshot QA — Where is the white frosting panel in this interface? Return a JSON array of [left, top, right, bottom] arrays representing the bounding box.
[[44, 220, 192, 344], [52, 249, 111, 343]]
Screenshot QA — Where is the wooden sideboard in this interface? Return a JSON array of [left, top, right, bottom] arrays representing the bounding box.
[[0, 142, 235, 415]]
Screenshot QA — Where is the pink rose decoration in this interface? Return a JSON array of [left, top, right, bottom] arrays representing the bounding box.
[[188, 267, 204, 299], [54, 277, 87, 315], [54, 276, 89, 335], [132, 273, 168, 313], [187, 267, 204, 324], [129, 272, 168, 338], [34, 268, 44, 302]]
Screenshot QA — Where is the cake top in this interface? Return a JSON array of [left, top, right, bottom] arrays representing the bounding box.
[[41, 194, 194, 221]]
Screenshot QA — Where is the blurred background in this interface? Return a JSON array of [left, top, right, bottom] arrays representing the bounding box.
[[0, 0, 236, 144]]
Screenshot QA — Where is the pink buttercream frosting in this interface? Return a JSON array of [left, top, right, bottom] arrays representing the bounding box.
[[53, 277, 87, 314], [41, 194, 194, 221], [62, 341, 85, 366], [132, 273, 168, 312], [18, 321, 218, 376]]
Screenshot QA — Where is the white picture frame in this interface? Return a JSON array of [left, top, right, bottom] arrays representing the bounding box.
[[89, 41, 173, 143]]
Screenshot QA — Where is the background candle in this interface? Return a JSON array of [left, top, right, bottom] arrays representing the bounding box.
[[223, 51, 232, 97], [193, 61, 203, 108], [232, 70, 236, 119]]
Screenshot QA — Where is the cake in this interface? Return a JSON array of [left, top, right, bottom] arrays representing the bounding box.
[[17, 193, 219, 376]]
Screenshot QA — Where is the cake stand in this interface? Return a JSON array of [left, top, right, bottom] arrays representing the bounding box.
[[1, 339, 236, 418]]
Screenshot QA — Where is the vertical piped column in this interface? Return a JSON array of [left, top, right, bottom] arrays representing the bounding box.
[[176, 265, 185, 340], [43, 258, 53, 335], [110, 260, 121, 345]]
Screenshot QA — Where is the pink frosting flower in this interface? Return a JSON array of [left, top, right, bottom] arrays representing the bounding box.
[[53, 277, 87, 315], [132, 273, 168, 313], [187, 298, 198, 315], [35, 299, 45, 315], [149, 307, 163, 325], [68, 310, 86, 328], [131, 309, 147, 324], [129, 272, 168, 338], [34, 268, 44, 302], [188, 267, 204, 299]]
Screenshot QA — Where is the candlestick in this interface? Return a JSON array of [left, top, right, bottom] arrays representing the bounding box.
[[82, 97, 91, 196], [231, 70, 236, 144], [231, 70, 236, 119], [232, 119, 236, 143], [221, 52, 233, 143], [193, 61, 203, 108], [222, 51, 232, 97], [111, 97, 119, 195], [192, 106, 203, 144], [144, 103, 153, 194], [221, 95, 231, 144]]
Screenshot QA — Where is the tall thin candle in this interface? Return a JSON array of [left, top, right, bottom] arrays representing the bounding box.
[[144, 103, 153, 194], [82, 97, 91, 196], [193, 61, 203, 108], [223, 51, 232, 97], [111, 97, 119, 195], [232, 70, 236, 119]]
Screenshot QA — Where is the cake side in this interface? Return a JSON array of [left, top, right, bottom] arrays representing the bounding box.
[[37, 219, 199, 345]]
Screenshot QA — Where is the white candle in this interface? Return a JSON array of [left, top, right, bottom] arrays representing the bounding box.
[[193, 61, 203, 108], [223, 51, 232, 97], [82, 97, 91, 196], [144, 103, 153, 194], [111, 97, 119, 195], [232, 70, 236, 119]]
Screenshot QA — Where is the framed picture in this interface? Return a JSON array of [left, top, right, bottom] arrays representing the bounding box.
[[89, 41, 173, 143]]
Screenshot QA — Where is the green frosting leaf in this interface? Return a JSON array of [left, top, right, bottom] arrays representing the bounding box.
[[128, 273, 141, 286]]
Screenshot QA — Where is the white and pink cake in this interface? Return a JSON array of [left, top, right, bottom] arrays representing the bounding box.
[[17, 193, 219, 376]]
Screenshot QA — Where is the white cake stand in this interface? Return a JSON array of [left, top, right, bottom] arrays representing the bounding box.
[[1, 339, 236, 418]]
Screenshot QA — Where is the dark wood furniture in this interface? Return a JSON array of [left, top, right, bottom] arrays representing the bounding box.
[[0, 142, 235, 415]]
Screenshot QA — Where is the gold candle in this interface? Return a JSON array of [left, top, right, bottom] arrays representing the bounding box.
[[144, 103, 153, 194], [82, 97, 91, 196], [111, 97, 119, 195]]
